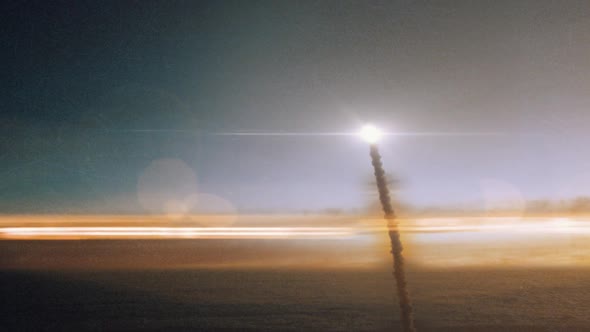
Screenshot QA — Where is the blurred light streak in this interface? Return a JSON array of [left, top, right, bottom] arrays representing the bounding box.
[[0, 226, 357, 240], [2, 217, 589, 240], [214, 131, 505, 137]]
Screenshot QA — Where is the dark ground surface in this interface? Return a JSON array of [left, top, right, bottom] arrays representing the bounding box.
[[2, 268, 590, 331]]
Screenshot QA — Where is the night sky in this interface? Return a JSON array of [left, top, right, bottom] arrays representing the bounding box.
[[2, 1, 590, 214]]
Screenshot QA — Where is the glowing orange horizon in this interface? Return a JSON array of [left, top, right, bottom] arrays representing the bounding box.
[[0, 226, 358, 240], [3, 215, 590, 269], [1, 216, 589, 240]]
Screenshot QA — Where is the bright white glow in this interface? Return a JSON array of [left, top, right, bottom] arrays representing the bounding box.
[[0, 226, 356, 240], [359, 124, 382, 143]]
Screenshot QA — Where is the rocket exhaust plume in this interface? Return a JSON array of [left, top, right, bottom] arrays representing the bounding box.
[[370, 144, 417, 332]]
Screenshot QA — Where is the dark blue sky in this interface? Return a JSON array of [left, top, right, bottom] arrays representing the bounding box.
[[2, 1, 590, 214]]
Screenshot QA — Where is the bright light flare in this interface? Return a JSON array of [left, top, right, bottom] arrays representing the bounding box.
[[359, 124, 383, 143], [0, 226, 357, 240]]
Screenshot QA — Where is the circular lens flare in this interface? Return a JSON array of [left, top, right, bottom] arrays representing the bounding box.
[[359, 124, 382, 143]]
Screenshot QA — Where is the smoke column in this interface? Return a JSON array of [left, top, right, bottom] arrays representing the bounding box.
[[370, 144, 417, 332]]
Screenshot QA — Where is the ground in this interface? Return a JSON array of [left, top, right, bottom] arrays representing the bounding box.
[[2, 267, 590, 331]]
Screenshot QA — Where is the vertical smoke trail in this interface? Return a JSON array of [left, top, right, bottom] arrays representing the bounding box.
[[370, 144, 417, 332]]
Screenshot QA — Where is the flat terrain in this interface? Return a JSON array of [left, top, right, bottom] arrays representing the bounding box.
[[2, 267, 590, 331]]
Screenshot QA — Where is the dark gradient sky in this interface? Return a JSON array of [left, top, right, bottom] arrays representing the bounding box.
[[2, 1, 590, 214]]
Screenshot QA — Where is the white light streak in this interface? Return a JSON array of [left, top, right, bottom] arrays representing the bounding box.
[[214, 131, 505, 137], [0, 226, 357, 240]]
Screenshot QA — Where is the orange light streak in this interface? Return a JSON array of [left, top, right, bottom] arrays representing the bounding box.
[[0, 226, 358, 240]]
